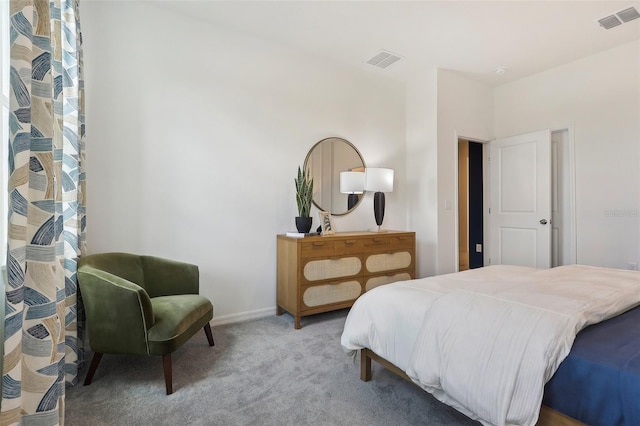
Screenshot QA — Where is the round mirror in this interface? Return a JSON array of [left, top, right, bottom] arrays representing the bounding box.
[[304, 137, 366, 216]]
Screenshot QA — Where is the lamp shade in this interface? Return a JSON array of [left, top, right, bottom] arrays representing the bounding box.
[[340, 171, 365, 194], [364, 168, 394, 193]]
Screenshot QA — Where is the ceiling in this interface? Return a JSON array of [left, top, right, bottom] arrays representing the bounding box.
[[156, 0, 640, 86]]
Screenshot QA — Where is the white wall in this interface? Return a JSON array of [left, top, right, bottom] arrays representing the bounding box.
[[494, 41, 640, 269], [421, 42, 639, 274], [81, 2, 638, 325], [436, 70, 494, 274], [82, 2, 407, 324], [406, 72, 438, 277]]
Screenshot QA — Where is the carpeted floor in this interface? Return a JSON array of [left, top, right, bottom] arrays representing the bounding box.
[[65, 310, 479, 425]]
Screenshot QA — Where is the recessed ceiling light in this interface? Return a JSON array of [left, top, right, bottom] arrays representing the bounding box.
[[495, 67, 508, 75]]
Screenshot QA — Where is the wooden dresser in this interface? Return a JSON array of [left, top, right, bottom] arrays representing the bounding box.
[[276, 231, 416, 329]]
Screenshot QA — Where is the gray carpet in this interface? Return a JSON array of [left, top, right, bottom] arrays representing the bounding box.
[[65, 310, 479, 425]]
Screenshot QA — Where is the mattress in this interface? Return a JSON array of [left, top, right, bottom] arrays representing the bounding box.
[[543, 304, 640, 426]]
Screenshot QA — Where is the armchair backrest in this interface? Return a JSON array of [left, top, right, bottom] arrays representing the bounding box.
[[141, 256, 199, 297], [79, 252, 145, 288]]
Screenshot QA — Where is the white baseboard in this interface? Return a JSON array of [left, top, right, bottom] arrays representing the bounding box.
[[210, 307, 275, 327]]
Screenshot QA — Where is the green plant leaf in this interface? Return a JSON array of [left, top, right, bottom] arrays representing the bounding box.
[[294, 165, 314, 217]]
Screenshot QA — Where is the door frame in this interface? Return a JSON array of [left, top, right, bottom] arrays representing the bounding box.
[[453, 126, 576, 272], [454, 134, 489, 272]]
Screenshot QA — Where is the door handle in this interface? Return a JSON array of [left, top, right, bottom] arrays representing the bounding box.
[[539, 219, 548, 225]]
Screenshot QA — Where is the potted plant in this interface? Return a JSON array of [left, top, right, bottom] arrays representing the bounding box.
[[295, 166, 314, 233]]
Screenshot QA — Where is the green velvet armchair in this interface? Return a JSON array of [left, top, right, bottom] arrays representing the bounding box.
[[77, 252, 214, 395]]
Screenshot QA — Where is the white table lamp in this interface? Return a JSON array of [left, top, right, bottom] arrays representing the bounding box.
[[340, 171, 365, 210]]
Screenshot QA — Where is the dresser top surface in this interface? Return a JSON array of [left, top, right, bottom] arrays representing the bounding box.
[[278, 230, 414, 241]]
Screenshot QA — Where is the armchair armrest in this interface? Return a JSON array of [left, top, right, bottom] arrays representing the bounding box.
[[78, 266, 154, 355], [141, 256, 199, 297]]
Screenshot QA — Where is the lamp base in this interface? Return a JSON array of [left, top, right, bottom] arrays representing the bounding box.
[[347, 193, 359, 210], [373, 191, 386, 227], [368, 227, 389, 233]]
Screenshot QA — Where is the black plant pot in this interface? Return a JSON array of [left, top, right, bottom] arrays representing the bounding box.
[[295, 216, 313, 233]]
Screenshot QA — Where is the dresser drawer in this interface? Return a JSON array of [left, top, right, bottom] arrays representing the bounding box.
[[300, 240, 335, 258], [390, 234, 414, 250], [362, 236, 392, 252], [365, 272, 413, 291], [335, 238, 364, 255], [302, 257, 362, 282], [301, 279, 363, 309], [365, 251, 412, 274]]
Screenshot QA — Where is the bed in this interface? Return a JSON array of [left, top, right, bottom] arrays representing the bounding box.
[[340, 265, 640, 426]]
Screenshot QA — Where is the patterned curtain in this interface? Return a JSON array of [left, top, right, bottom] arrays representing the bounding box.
[[2, 0, 86, 424]]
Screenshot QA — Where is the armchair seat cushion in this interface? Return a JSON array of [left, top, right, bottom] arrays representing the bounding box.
[[148, 295, 213, 355]]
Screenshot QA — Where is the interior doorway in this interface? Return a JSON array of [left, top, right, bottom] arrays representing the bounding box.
[[458, 139, 484, 271], [457, 128, 575, 271]]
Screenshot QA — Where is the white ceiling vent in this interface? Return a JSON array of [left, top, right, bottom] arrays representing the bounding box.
[[365, 50, 403, 69], [598, 6, 639, 29], [598, 14, 622, 29], [617, 6, 640, 23]]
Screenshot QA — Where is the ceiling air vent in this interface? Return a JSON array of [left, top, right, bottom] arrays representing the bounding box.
[[617, 6, 640, 23], [598, 6, 639, 29], [598, 14, 622, 29], [365, 50, 403, 69]]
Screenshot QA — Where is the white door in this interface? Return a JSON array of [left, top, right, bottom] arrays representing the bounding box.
[[489, 130, 552, 268]]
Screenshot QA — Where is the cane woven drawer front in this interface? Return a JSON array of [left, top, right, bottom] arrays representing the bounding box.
[[302, 280, 362, 308], [303, 257, 362, 282], [277, 231, 415, 329], [366, 252, 412, 273], [365, 273, 412, 291]]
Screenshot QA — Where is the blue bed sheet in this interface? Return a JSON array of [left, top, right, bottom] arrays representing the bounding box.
[[543, 305, 640, 426]]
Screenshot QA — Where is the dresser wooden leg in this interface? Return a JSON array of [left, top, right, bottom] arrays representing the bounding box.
[[294, 316, 301, 329], [276, 306, 283, 316]]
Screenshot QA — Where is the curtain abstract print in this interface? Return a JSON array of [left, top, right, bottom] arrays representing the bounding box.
[[2, 1, 86, 424]]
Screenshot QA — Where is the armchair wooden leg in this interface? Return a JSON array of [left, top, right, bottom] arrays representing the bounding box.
[[204, 323, 215, 347], [84, 352, 104, 386], [163, 354, 173, 395]]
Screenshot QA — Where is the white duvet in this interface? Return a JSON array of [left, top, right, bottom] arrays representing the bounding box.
[[341, 265, 640, 426]]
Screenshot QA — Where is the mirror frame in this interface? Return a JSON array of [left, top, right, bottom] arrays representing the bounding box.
[[304, 137, 366, 216]]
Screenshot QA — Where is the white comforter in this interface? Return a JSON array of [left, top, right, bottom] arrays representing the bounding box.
[[341, 265, 640, 426]]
